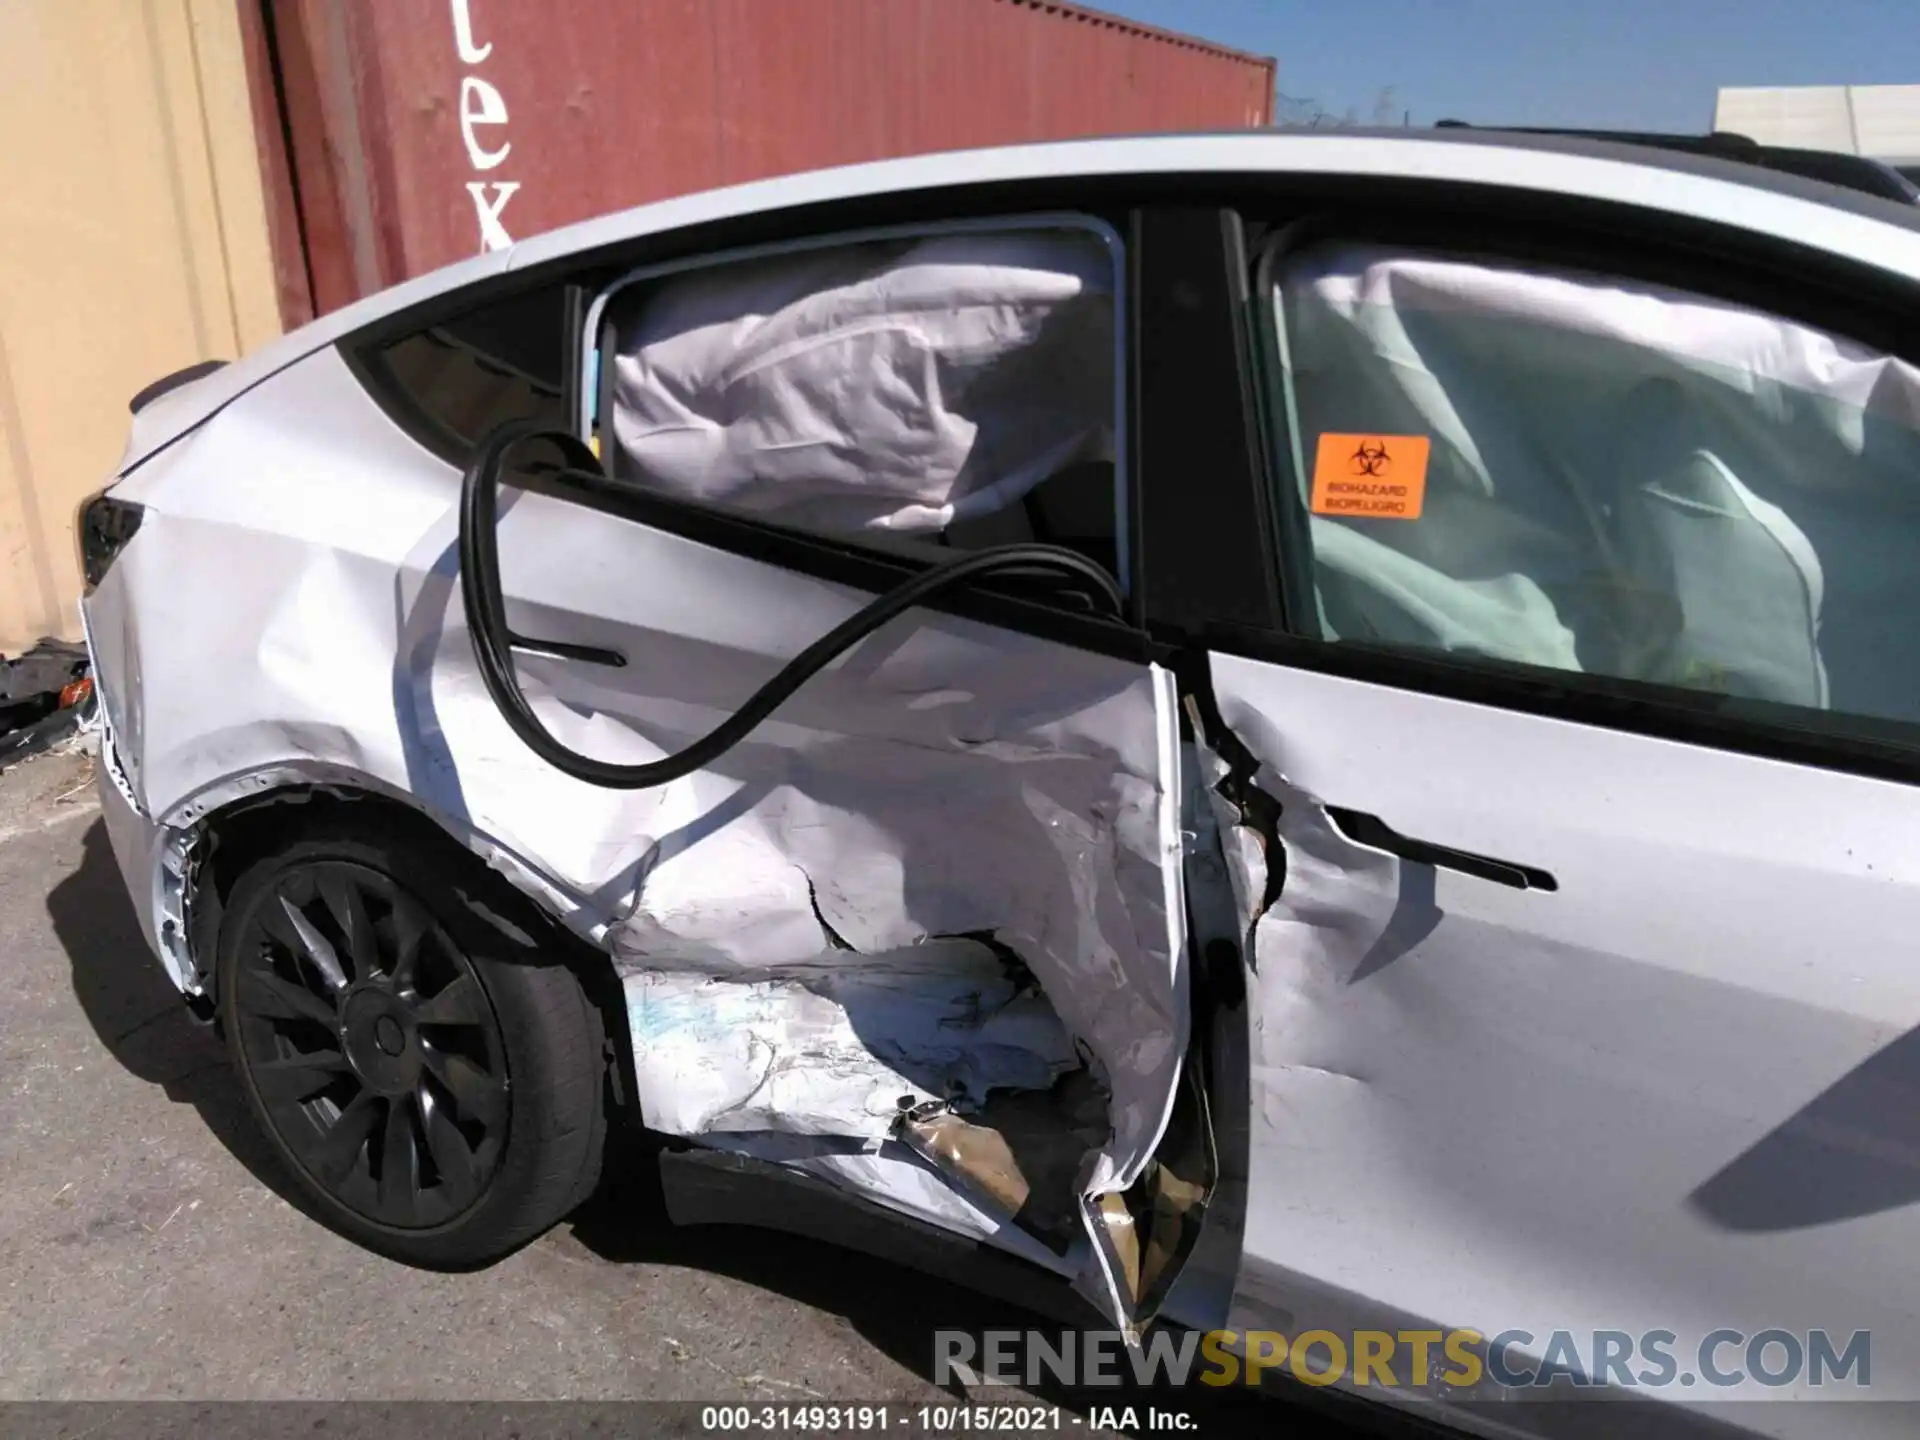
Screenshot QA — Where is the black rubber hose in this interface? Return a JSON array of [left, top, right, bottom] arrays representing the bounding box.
[[460, 423, 1126, 790]]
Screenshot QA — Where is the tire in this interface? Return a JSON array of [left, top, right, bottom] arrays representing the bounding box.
[[214, 819, 607, 1267]]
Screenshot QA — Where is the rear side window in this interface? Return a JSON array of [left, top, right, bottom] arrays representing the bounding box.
[[591, 223, 1124, 584], [1262, 242, 1920, 745], [353, 282, 570, 461]]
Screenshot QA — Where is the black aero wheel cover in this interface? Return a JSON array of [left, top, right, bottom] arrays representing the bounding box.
[[229, 860, 510, 1230]]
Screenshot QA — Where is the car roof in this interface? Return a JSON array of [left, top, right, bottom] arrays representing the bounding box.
[[513, 126, 1920, 266], [121, 128, 1920, 475], [1433, 120, 1920, 205]]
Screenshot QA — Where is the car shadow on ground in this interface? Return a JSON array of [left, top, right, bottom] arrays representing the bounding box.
[[51, 816, 1384, 1434], [47, 818, 326, 1227], [567, 1134, 1356, 1432]]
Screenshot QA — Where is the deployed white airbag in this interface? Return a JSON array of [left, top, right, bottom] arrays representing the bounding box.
[[1280, 245, 1920, 716], [609, 230, 1115, 534]]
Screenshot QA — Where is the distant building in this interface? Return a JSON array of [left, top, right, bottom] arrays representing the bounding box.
[[1715, 85, 1920, 181]]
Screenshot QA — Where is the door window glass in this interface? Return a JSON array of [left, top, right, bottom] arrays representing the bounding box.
[[1266, 242, 1920, 738]]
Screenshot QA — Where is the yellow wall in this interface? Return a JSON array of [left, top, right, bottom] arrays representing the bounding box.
[[0, 0, 281, 653]]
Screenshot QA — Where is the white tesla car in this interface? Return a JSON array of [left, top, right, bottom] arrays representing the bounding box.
[[80, 129, 1920, 1436]]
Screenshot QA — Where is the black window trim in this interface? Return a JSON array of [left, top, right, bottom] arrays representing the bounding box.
[[344, 188, 1149, 647], [1128, 206, 1283, 645], [1220, 187, 1920, 789]]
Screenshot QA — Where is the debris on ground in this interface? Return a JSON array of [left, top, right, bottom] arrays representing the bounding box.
[[0, 638, 95, 774], [0, 741, 96, 836]]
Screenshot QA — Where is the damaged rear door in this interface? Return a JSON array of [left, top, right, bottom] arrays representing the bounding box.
[[1175, 194, 1920, 1411], [438, 211, 1216, 1332]]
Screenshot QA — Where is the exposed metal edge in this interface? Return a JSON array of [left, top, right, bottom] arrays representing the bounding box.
[[162, 763, 601, 930], [156, 764, 625, 1014], [154, 821, 205, 997], [89, 693, 207, 1002], [660, 1147, 1106, 1329]]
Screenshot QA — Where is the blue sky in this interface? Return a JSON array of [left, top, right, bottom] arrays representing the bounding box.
[[1099, 0, 1918, 131]]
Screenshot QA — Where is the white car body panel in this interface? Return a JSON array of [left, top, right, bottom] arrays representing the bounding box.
[[95, 339, 1191, 1328]]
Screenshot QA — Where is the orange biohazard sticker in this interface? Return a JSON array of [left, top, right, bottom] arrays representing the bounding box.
[[1310, 433, 1430, 520]]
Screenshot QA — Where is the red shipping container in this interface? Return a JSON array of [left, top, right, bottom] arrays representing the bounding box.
[[240, 0, 1274, 323]]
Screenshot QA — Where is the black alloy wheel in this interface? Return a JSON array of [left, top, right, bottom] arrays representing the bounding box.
[[227, 860, 509, 1228]]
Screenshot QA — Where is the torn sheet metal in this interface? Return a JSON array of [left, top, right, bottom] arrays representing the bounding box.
[[585, 646, 1191, 1214], [600, 654, 1192, 1323], [1186, 702, 1273, 959], [607, 229, 1115, 534], [704, 1130, 1086, 1279], [897, 1067, 1111, 1252], [889, 1044, 1216, 1341], [1080, 1046, 1218, 1340], [500, 630, 1190, 1330]]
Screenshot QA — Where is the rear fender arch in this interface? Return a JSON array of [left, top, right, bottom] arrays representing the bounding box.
[[164, 768, 619, 1009]]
